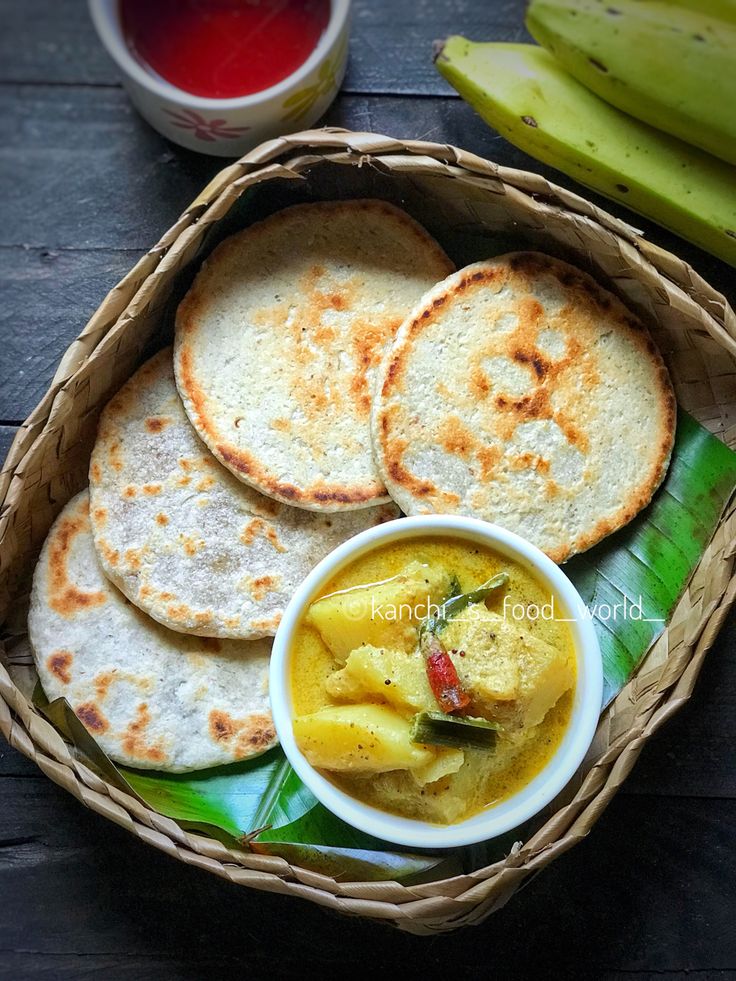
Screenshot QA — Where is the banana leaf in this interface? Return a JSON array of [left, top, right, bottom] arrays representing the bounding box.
[[121, 750, 314, 842], [249, 840, 460, 883], [33, 686, 448, 880], [565, 410, 736, 703], [31, 409, 736, 878]]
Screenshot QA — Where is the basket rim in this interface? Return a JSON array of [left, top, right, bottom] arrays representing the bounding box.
[[1, 128, 735, 931]]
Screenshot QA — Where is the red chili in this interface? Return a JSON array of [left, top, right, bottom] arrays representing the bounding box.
[[426, 649, 470, 714]]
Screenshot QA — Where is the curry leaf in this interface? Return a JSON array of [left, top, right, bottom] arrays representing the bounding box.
[[419, 572, 507, 638]]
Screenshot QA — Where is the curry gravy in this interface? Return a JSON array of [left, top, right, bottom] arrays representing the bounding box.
[[290, 536, 576, 824]]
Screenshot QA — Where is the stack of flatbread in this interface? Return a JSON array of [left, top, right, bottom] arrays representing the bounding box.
[[28, 201, 452, 771], [28, 200, 675, 772]]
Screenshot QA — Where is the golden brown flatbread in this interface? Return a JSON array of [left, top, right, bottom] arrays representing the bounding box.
[[372, 252, 676, 562], [174, 200, 453, 511], [28, 492, 276, 771], [89, 349, 398, 638]]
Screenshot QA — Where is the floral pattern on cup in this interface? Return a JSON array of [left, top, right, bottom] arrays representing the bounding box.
[[163, 108, 251, 142], [281, 36, 348, 125]]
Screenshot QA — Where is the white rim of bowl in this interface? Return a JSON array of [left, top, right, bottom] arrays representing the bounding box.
[[270, 514, 604, 850], [87, 0, 351, 109]]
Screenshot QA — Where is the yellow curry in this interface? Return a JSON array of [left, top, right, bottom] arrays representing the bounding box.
[[290, 537, 576, 825]]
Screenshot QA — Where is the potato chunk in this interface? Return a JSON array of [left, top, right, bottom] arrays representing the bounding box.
[[306, 561, 451, 660], [410, 747, 465, 787], [368, 768, 469, 823], [324, 666, 367, 703], [325, 644, 436, 713], [293, 704, 434, 773], [443, 607, 574, 729]]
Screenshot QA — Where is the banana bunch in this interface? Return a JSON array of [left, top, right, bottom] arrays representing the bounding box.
[[660, 0, 736, 21], [527, 0, 736, 164], [435, 2, 736, 266]]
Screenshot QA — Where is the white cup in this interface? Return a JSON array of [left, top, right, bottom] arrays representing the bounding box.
[[88, 0, 352, 156]]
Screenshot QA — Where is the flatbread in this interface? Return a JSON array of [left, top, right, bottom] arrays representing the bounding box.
[[174, 200, 454, 511], [89, 350, 399, 639], [28, 492, 276, 772], [372, 252, 676, 563]]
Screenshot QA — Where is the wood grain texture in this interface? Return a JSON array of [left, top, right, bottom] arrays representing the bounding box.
[[0, 85, 730, 424], [0, 0, 529, 96], [624, 608, 736, 798], [0, 777, 733, 977], [0, 426, 16, 462], [1, 0, 735, 972], [0, 81, 732, 301], [0, 247, 142, 420], [0, 86, 217, 250], [0, 746, 38, 779]]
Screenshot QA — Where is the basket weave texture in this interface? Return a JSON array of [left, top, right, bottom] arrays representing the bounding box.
[[1, 130, 735, 934]]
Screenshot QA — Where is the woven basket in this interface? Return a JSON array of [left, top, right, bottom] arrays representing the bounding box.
[[2, 130, 735, 934]]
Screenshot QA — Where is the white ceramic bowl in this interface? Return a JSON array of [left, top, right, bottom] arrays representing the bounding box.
[[270, 514, 603, 849], [88, 0, 351, 156]]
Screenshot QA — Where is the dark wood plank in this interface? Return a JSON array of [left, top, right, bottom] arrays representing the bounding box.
[[0, 85, 490, 252], [0, 0, 113, 87], [1, 962, 730, 981], [625, 607, 736, 798], [0, 777, 733, 976], [0, 746, 38, 779], [2, 1, 736, 970], [0, 86, 218, 251], [347, 0, 529, 96], [0, 247, 142, 420], [0, 956, 194, 980], [2, 83, 732, 299], [1, 88, 731, 427], [0, 0, 529, 96], [0, 425, 16, 461]]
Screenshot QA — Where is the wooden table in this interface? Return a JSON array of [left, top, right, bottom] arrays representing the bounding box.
[[1, 1, 734, 977]]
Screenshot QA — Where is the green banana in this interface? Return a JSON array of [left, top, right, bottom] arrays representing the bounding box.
[[526, 0, 736, 165], [658, 0, 736, 22], [435, 39, 736, 266]]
